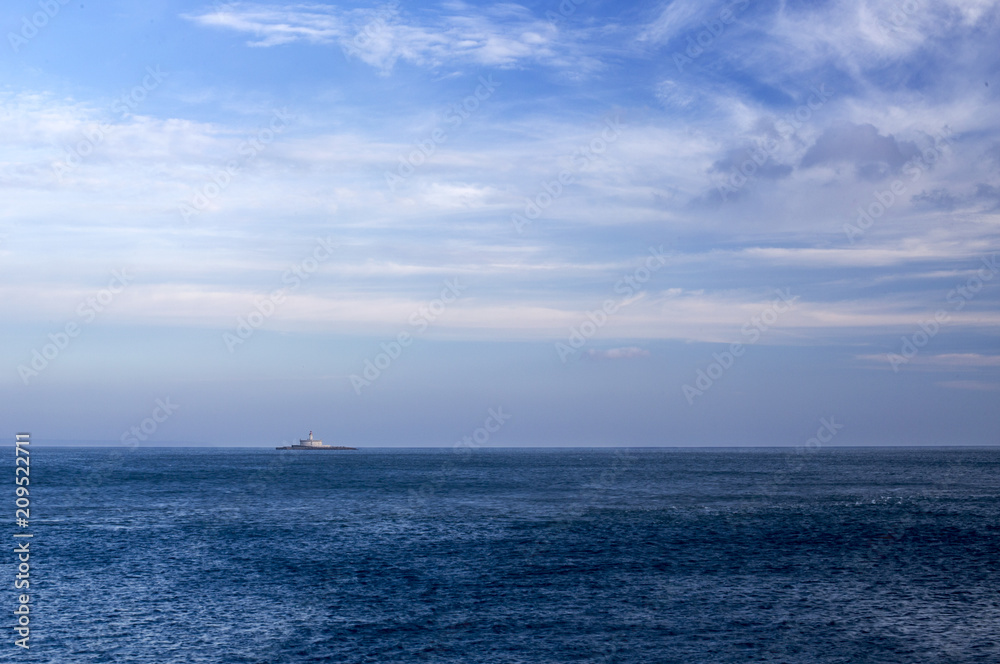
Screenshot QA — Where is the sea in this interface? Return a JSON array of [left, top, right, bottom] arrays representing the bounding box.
[[6, 447, 1000, 663]]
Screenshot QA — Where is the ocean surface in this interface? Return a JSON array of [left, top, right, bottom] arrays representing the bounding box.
[[6, 447, 1000, 663]]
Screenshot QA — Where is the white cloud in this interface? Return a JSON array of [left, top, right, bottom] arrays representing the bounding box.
[[6, 266, 1000, 343], [5, 0, 1000, 353], [183, 2, 600, 74], [747, 0, 999, 79], [585, 346, 651, 360], [937, 380, 1000, 390], [637, 0, 715, 45], [654, 80, 697, 109], [928, 353, 1000, 367], [857, 353, 1000, 369]]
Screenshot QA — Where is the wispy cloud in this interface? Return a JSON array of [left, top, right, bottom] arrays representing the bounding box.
[[4, 0, 999, 352], [915, 353, 1000, 367], [937, 379, 1000, 391], [857, 353, 1000, 370], [585, 346, 651, 360], [184, 2, 601, 74]]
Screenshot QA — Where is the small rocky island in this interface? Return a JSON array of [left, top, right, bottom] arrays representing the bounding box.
[[276, 431, 357, 450]]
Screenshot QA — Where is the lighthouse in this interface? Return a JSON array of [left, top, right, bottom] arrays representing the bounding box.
[[299, 431, 324, 447]]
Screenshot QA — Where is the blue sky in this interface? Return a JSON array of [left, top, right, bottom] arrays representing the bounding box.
[[2, 0, 998, 446]]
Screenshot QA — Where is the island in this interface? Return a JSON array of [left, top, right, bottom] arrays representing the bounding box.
[[276, 431, 357, 450]]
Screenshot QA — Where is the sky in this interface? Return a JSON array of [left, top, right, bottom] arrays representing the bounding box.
[[1, 0, 998, 446]]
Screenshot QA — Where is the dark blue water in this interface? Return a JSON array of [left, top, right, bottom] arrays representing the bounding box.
[[6, 447, 1000, 663]]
